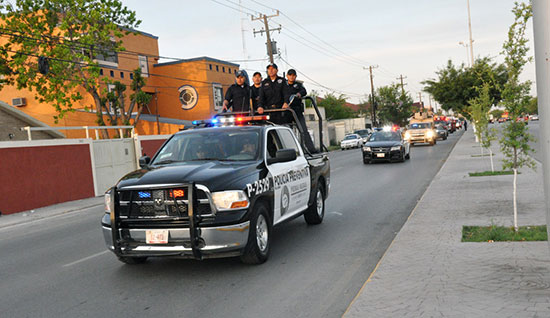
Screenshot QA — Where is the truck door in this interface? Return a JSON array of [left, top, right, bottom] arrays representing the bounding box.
[[266, 127, 311, 225]]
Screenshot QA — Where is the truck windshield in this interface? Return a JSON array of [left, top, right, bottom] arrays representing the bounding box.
[[368, 131, 401, 142], [410, 123, 431, 129], [152, 130, 261, 164]]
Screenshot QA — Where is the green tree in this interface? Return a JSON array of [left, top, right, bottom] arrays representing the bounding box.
[[490, 109, 505, 120], [500, 1, 536, 232], [0, 0, 142, 138], [469, 82, 496, 171], [375, 84, 413, 127], [318, 93, 355, 120], [422, 57, 507, 118], [526, 96, 538, 114]]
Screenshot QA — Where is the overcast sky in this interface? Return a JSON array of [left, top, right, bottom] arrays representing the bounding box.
[[121, 0, 536, 105]]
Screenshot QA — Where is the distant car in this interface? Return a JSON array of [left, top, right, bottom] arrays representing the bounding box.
[[354, 129, 372, 143], [530, 115, 539, 121], [435, 124, 448, 140], [447, 120, 456, 133], [362, 129, 410, 164], [498, 117, 507, 123], [340, 134, 362, 150]]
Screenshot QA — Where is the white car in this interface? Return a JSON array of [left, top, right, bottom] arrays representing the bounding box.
[[340, 134, 363, 150], [530, 115, 539, 121]]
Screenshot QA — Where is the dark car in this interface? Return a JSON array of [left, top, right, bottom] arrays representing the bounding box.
[[354, 129, 372, 143], [101, 119, 330, 265], [435, 124, 448, 140], [362, 129, 410, 164]]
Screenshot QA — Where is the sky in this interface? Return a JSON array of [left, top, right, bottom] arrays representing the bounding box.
[[120, 0, 536, 105]]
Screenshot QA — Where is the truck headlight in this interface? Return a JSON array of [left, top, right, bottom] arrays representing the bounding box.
[[404, 131, 411, 140], [426, 130, 434, 138], [211, 190, 250, 210], [104, 189, 113, 213], [390, 146, 401, 151]]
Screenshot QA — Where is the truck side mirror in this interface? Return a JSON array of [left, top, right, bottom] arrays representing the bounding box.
[[139, 155, 151, 168], [267, 148, 297, 165]]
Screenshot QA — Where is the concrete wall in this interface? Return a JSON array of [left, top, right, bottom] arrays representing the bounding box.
[[304, 107, 330, 149], [0, 107, 54, 141], [327, 117, 366, 144]]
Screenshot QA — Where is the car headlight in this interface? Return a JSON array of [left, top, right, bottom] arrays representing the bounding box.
[[404, 131, 411, 140], [104, 188, 113, 213], [390, 146, 401, 151], [211, 190, 250, 210], [426, 130, 434, 138], [364, 146, 371, 152]]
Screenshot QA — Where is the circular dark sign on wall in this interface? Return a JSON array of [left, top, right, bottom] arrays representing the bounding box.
[[178, 85, 198, 110]]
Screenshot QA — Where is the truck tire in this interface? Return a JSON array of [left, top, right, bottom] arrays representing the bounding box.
[[304, 183, 325, 225], [117, 256, 148, 264], [240, 202, 271, 265]]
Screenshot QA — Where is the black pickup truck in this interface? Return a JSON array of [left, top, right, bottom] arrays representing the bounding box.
[[102, 102, 330, 265]]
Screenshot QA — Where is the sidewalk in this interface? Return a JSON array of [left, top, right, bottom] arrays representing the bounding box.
[[0, 196, 102, 229], [344, 129, 550, 317]]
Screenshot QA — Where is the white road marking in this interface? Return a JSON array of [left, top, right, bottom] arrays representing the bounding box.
[[63, 250, 109, 267], [329, 211, 343, 216]]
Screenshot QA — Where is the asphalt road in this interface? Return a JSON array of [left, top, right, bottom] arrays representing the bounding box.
[[0, 129, 464, 318]]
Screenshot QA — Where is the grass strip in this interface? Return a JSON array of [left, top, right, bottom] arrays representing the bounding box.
[[462, 225, 547, 242], [468, 170, 518, 177], [327, 145, 341, 152]]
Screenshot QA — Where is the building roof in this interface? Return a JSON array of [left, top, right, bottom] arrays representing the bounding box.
[[120, 27, 159, 40], [154, 56, 240, 68], [0, 100, 65, 138]]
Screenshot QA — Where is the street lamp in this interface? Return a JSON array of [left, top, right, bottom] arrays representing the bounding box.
[[459, 41, 470, 67]]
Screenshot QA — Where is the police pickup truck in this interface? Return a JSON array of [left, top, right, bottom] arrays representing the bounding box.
[[101, 104, 330, 265]]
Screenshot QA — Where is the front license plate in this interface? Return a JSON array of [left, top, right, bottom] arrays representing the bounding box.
[[376, 153, 385, 158], [146, 230, 169, 244]]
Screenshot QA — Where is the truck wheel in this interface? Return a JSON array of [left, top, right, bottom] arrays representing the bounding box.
[[304, 184, 325, 225], [117, 256, 148, 264], [240, 202, 271, 265]]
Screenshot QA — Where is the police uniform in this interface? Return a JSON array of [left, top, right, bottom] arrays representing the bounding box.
[[251, 84, 261, 111], [258, 75, 290, 124], [224, 83, 251, 113], [286, 78, 317, 153]]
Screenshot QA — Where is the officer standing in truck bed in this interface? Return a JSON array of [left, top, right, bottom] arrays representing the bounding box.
[[258, 63, 289, 124], [223, 70, 251, 113]]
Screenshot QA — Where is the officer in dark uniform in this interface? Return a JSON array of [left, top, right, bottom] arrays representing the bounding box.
[[251, 71, 262, 111], [258, 63, 289, 124], [286, 69, 317, 153], [223, 70, 251, 113]]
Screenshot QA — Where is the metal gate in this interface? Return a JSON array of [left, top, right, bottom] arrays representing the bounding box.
[[92, 138, 137, 194]]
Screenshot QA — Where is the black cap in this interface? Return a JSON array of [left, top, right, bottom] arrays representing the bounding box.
[[266, 63, 278, 70], [287, 69, 296, 76], [235, 70, 245, 78], [253, 71, 262, 77]]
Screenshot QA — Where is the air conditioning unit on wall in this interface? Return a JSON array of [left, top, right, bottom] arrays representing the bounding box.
[[12, 97, 26, 107]]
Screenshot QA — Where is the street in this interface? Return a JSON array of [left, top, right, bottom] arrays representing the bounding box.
[[1, 130, 463, 318]]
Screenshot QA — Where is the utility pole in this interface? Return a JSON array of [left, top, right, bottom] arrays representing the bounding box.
[[364, 65, 378, 127], [467, 0, 475, 66], [532, 0, 550, 251], [397, 74, 407, 95], [252, 11, 281, 64], [418, 92, 423, 112], [155, 89, 160, 135]]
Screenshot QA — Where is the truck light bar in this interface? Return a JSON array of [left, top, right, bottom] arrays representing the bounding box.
[[192, 115, 271, 126]]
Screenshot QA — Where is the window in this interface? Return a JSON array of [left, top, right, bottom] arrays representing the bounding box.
[[110, 70, 114, 77], [130, 73, 134, 80], [216, 65, 219, 72], [212, 83, 224, 112], [138, 55, 148, 77], [120, 72, 124, 79], [266, 130, 284, 159], [228, 68, 231, 74], [222, 66, 225, 73], [277, 129, 301, 157], [99, 69, 103, 76], [209, 64, 212, 70]]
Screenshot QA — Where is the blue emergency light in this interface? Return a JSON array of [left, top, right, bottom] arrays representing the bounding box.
[[138, 191, 151, 199]]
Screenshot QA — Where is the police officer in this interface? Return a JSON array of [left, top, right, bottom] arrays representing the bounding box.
[[223, 70, 251, 113], [258, 63, 289, 124], [286, 69, 317, 153], [251, 71, 262, 111]]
